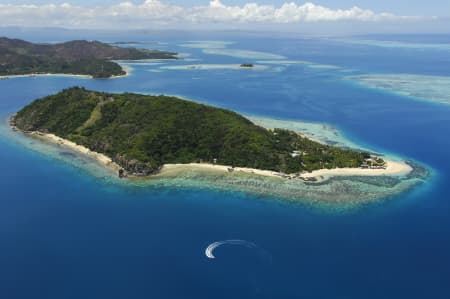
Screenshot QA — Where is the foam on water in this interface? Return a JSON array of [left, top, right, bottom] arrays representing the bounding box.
[[349, 74, 450, 105], [0, 115, 429, 211], [205, 240, 257, 259], [1, 34, 449, 299]]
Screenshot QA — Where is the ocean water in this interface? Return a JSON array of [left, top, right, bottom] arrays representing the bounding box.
[[1, 32, 450, 298]]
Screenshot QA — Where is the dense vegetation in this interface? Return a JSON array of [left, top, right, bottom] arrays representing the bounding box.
[[13, 87, 373, 176], [0, 38, 177, 78]]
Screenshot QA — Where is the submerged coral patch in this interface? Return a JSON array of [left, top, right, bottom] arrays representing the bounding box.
[[349, 74, 450, 105]]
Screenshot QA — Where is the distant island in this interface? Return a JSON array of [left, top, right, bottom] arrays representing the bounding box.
[[0, 38, 177, 78], [11, 87, 389, 180], [240, 63, 254, 68]]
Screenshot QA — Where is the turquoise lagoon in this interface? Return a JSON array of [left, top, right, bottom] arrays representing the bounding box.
[[1, 33, 450, 298]]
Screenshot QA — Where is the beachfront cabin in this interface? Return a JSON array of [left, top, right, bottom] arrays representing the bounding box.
[[362, 156, 387, 169]]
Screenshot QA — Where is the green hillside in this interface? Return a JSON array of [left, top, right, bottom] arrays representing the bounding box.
[[0, 38, 177, 78], [13, 87, 374, 176]]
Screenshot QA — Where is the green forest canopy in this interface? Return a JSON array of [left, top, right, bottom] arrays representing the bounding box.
[[13, 87, 376, 176], [0, 38, 177, 78]]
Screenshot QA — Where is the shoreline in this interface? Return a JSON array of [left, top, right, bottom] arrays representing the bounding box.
[[299, 160, 412, 181], [0, 68, 131, 80], [10, 119, 413, 182], [6, 114, 429, 208], [9, 119, 123, 175], [0, 73, 93, 80], [28, 131, 122, 173], [157, 160, 412, 181]]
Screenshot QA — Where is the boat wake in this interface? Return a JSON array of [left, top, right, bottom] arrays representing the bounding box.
[[205, 240, 258, 259]]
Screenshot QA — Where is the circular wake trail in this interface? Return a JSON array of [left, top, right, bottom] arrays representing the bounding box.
[[205, 240, 257, 259]]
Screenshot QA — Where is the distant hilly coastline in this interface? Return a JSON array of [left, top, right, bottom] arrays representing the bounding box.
[[0, 37, 177, 78]]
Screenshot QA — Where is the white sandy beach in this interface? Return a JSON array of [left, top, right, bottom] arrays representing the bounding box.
[[0, 67, 131, 80], [0, 73, 93, 79], [112, 64, 132, 78], [27, 131, 122, 172], [299, 160, 412, 180], [19, 128, 413, 181], [159, 163, 281, 178], [160, 160, 412, 180]]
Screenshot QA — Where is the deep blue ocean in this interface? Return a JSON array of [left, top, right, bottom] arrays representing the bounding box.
[[1, 32, 450, 298]]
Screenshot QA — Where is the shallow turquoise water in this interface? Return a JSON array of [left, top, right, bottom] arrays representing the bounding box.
[[1, 33, 450, 298]]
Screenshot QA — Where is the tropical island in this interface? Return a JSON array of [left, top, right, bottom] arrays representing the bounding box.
[[240, 63, 254, 68], [10, 87, 401, 182], [0, 38, 177, 78]]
